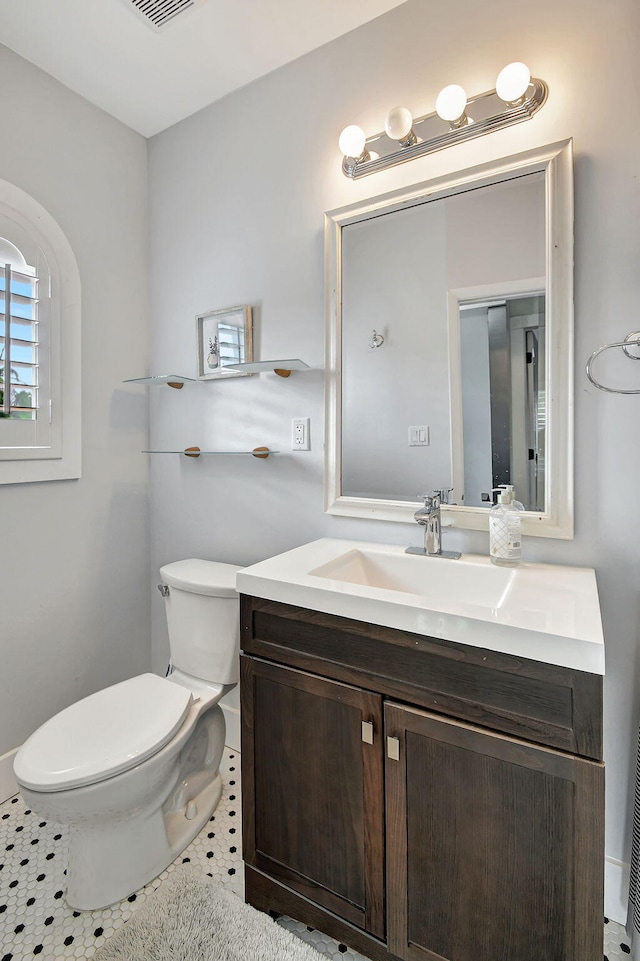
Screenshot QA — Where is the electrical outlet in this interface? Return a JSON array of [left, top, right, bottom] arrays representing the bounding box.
[[292, 417, 310, 450]]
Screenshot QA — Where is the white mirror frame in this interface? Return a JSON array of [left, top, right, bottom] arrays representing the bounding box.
[[324, 139, 574, 538]]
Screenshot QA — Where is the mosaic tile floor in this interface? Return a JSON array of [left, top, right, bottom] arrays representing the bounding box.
[[0, 747, 630, 960], [604, 917, 632, 959]]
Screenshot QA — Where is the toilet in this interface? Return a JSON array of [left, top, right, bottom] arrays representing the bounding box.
[[13, 558, 241, 911]]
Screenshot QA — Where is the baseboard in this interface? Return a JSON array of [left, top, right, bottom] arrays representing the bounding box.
[[605, 856, 629, 925], [0, 747, 19, 803], [222, 704, 240, 753]]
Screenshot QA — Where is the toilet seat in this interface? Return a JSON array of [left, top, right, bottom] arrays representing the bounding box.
[[14, 674, 193, 793]]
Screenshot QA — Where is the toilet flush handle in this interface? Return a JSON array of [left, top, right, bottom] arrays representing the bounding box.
[[157, 584, 169, 597]]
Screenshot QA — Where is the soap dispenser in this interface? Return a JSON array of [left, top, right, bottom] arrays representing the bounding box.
[[489, 484, 524, 567]]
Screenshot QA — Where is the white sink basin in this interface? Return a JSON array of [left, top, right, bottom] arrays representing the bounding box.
[[236, 538, 605, 674], [310, 548, 515, 611]]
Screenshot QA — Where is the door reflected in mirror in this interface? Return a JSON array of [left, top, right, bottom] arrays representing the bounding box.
[[457, 292, 545, 511]]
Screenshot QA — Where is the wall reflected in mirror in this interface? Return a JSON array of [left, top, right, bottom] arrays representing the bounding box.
[[341, 170, 546, 511]]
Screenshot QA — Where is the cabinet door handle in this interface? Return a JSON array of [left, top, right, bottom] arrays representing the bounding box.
[[387, 736, 400, 760], [362, 720, 374, 744]]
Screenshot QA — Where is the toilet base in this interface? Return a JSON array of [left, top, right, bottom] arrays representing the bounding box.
[[66, 772, 223, 910]]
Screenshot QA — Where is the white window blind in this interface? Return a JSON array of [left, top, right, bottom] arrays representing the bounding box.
[[0, 220, 53, 457], [217, 321, 245, 367], [0, 240, 39, 420]]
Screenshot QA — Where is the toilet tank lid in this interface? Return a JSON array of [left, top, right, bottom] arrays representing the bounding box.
[[160, 558, 242, 597], [13, 674, 193, 793]]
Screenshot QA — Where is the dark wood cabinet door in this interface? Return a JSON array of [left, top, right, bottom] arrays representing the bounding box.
[[385, 702, 604, 961], [241, 655, 385, 938]]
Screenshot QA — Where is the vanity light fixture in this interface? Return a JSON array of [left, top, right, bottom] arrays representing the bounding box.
[[338, 61, 547, 179], [338, 124, 368, 158], [338, 125, 370, 177], [384, 107, 417, 147], [435, 84, 469, 128], [495, 61, 531, 105]]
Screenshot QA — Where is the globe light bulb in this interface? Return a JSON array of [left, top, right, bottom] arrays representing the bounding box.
[[385, 106, 414, 142], [435, 84, 468, 124], [338, 125, 367, 158], [496, 62, 531, 104]]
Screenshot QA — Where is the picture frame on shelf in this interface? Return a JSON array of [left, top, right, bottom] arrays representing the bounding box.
[[196, 305, 253, 380]]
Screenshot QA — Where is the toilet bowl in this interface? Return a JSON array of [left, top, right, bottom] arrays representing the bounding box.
[[13, 559, 241, 910]]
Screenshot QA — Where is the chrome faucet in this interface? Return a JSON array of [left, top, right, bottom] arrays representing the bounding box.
[[406, 491, 461, 559]]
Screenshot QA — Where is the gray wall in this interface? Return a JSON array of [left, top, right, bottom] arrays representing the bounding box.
[[148, 0, 640, 916], [0, 47, 151, 757], [341, 201, 450, 500]]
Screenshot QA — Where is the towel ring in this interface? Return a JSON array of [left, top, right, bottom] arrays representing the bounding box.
[[585, 331, 640, 394]]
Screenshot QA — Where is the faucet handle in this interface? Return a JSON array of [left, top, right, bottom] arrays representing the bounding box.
[[414, 494, 432, 523], [415, 493, 440, 516]]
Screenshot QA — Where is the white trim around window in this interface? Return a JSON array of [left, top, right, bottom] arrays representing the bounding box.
[[0, 180, 81, 485]]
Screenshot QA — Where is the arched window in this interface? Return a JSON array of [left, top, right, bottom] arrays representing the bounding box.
[[0, 230, 48, 424], [0, 182, 80, 484]]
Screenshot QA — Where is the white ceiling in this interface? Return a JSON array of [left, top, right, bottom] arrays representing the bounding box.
[[0, 0, 407, 138]]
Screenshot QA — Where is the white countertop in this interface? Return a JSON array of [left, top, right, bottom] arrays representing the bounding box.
[[236, 538, 605, 675]]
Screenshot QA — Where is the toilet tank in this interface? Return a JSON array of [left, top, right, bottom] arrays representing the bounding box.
[[159, 559, 242, 684]]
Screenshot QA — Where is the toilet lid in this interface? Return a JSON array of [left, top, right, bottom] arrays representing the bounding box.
[[159, 558, 241, 597], [14, 674, 193, 793]]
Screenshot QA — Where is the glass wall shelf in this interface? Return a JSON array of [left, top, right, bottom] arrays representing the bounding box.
[[223, 359, 309, 378], [143, 446, 277, 459], [123, 375, 195, 389]]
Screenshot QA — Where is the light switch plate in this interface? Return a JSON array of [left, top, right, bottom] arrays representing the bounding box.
[[408, 425, 429, 447]]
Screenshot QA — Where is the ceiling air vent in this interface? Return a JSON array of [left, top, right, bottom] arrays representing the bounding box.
[[124, 0, 208, 30]]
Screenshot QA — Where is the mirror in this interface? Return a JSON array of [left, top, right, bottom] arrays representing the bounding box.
[[325, 141, 573, 538], [196, 304, 253, 380]]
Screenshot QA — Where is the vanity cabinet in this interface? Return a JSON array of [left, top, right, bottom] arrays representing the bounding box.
[[240, 595, 604, 961], [385, 703, 602, 961], [240, 657, 385, 938]]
